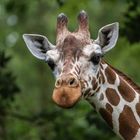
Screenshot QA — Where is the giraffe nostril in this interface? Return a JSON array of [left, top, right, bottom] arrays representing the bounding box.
[[68, 77, 78, 87], [55, 79, 62, 88], [69, 78, 75, 85]]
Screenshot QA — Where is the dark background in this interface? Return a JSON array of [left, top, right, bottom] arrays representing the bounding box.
[[0, 0, 140, 139]]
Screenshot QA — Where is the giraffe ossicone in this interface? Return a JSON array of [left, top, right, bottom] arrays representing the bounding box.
[[23, 11, 140, 140]]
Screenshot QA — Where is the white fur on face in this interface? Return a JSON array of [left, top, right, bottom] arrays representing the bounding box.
[[83, 43, 102, 58], [78, 55, 100, 92], [78, 43, 102, 91], [48, 43, 102, 92], [46, 49, 60, 63]]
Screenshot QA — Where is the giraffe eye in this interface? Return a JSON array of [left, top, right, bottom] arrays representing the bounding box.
[[90, 54, 101, 65], [46, 59, 56, 70]]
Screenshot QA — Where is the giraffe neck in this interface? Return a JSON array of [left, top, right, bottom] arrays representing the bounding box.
[[87, 61, 140, 140]]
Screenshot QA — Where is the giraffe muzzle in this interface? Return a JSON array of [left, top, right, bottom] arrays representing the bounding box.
[[52, 75, 81, 108]]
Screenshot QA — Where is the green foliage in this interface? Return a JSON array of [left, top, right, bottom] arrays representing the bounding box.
[[0, 51, 19, 107], [0, 0, 139, 140], [0, 50, 19, 140], [121, 0, 140, 43]]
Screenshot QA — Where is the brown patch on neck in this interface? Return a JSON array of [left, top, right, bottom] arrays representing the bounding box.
[[92, 77, 98, 90], [106, 103, 113, 114], [118, 78, 135, 102], [105, 88, 120, 106], [136, 101, 140, 118], [119, 105, 139, 140], [99, 107, 113, 129], [100, 71, 105, 84], [105, 66, 116, 84], [99, 76, 101, 84], [97, 72, 100, 79]]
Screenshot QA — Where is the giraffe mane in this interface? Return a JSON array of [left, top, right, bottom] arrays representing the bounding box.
[[107, 62, 140, 93]]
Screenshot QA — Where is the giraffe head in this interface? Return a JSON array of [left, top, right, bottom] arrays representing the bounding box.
[[23, 11, 119, 108]]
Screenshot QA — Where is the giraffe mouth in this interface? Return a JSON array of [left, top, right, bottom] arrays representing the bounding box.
[[52, 84, 81, 108]]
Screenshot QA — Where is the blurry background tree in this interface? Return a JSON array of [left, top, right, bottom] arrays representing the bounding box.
[[0, 51, 19, 140], [0, 0, 140, 140], [121, 0, 140, 43]]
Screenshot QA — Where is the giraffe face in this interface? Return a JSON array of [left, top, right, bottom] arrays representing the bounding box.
[[23, 11, 119, 108], [47, 36, 103, 107]]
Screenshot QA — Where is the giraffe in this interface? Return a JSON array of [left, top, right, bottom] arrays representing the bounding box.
[[23, 11, 140, 140]]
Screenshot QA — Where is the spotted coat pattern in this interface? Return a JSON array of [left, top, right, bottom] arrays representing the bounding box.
[[86, 62, 140, 140]]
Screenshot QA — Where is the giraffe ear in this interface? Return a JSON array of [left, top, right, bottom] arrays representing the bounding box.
[[95, 22, 119, 54], [23, 34, 55, 60]]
